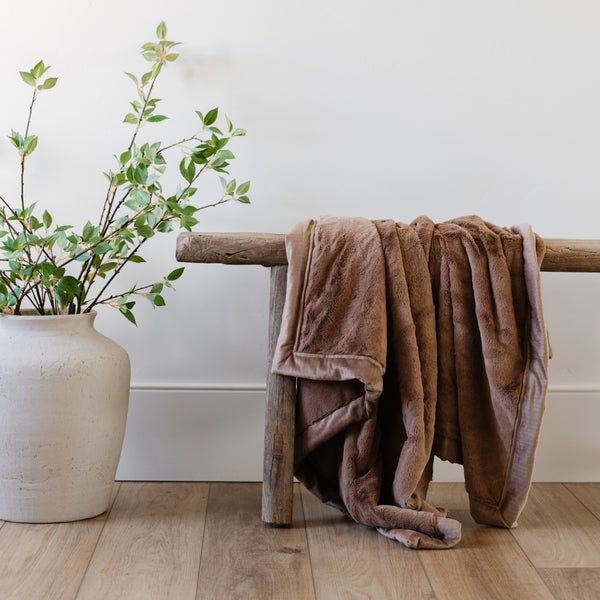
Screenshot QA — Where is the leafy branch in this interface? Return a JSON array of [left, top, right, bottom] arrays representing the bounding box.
[[0, 21, 250, 322]]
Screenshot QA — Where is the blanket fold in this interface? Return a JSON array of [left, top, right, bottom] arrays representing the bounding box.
[[272, 215, 549, 549]]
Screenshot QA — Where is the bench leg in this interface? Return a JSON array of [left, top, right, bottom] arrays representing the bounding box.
[[262, 265, 296, 526]]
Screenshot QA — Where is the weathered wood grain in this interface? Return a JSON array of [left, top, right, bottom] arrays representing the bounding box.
[[300, 486, 436, 600], [566, 482, 600, 519], [511, 484, 600, 568], [196, 483, 314, 600], [176, 232, 286, 267], [0, 483, 120, 600], [262, 265, 296, 526], [542, 238, 600, 272], [425, 482, 471, 512], [76, 482, 208, 600], [1, 482, 600, 599], [419, 508, 553, 600], [538, 568, 600, 600], [177, 232, 600, 272]]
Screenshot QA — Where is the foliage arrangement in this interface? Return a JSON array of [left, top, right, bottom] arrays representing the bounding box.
[[0, 21, 249, 324]]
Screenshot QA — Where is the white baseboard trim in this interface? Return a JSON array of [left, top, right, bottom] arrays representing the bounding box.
[[129, 382, 600, 394], [117, 384, 600, 482], [130, 382, 266, 392]]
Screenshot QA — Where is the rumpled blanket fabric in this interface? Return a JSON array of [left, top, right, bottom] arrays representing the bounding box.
[[272, 215, 549, 549]]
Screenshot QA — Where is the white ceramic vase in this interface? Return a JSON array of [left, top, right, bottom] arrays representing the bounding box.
[[0, 311, 130, 523]]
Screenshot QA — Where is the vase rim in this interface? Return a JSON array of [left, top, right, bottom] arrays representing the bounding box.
[[0, 310, 98, 319]]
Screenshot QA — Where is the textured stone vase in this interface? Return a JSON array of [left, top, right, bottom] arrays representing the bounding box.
[[0, 311, 130, 522]]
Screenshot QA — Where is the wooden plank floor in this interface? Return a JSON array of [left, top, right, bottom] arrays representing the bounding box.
[[0, 482, 598, 599]]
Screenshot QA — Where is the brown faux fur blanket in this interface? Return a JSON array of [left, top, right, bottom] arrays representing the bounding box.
[[272, 215, 549, 549]]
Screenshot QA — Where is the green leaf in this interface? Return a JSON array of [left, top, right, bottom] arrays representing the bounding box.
[[236, 181, 250, 195], [156, 221, 173, 233], [167, 266, 185, 281], [232, 128, 246, 137], [145, 173, 160, 186], [23, 135, 38, 155], [32, 60, 46, 78], [147, 114, 168, 122], [123, 113, 138, 124], [156, 21, 167, 40], [225, 114, 233, 133], [59, 276, 81, 294], [82, 221, 95, 240], [145, 293, 157, 307], [119, 150, 131, 165], [119, 306, 137, 326], [42, 210, 52, 229], [99, 261, 118, 273], [237, 195, 251, 204], [8, 129, 23, 149], [165, 53, 179, 62], [131, 189, 151, 206], [19, 71, 37, 86], [124, 71, 139, 85], [154, 294, 166, 307], [42, 77, 58, 89], [226, 178, 237, 194], [217, 149, 235, 160], [128, 255, 146, 263], [190, 151, 207, 164], [179, 157, 196, 183], [204, 107, 218, 126], [93, 242, 112, 255], [146, 212, 157, 228], [150, 62, 162, 77], [126, 165, 136, 183], [136, 225, 155, 239], [134, 164, 148, 184]]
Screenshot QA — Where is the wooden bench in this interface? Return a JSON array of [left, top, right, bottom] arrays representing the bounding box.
[[176, 232, 600, 526]]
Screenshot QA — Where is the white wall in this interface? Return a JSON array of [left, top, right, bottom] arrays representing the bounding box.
[[2, 1, 599, 482]]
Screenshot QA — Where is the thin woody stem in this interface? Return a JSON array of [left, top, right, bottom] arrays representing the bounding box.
[[91, 282, 158, 307], [78, 195, 157, 308], [159, 134, 202, 153], [83, 237, 151, 312], [99, 70, 162, 239], [20, 89, 38, 211]]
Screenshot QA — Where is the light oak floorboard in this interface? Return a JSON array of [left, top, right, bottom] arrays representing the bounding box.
[[538, 568, 600, 600], [0, 482, 120, 600], [76, 482, 208, 600], [565, 483, 600, 519], [300, 486, 436, 600], [196, 483, 314, 600], [419, 508, 553, 600], [426, 482, 470, 512], [511, 484, 600, 568]]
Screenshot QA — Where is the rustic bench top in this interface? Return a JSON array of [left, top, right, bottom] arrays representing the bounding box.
[[176, 232, 600, 272]]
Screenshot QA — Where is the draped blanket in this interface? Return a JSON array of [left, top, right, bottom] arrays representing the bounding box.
[[272, 216, 549, 549]]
